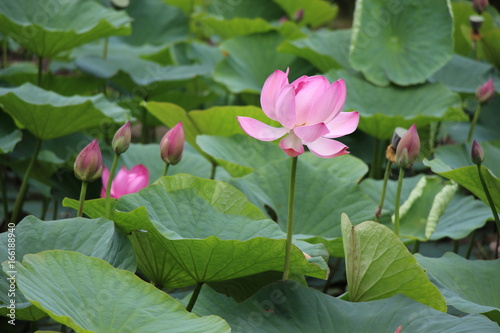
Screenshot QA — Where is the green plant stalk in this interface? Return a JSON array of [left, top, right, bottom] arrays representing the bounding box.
[[467, 103, 482, 142], [10, 138, 42, 224], [41, 197, 50, 220], [210, 162, 217, 180], [465, 230, 476, 259], [140, 107, 148, 144], [37, 56, 43, 87], [369, 139, 382, 179], [0, 166, 9, 224], [2, 38, 7, 68], [163, 163, 170, 177], [102, 38, 109, 60], [186, 282, 203, 312], [375, 161, 392, 222], [105, 153, 120, 219], [476, 163, 500, 258], [77, 181, 88, 218], [52, 197, 59, 220], [411, 240, 420, 254], [393, 166, 405, 236], [283, 156, 298, 280]]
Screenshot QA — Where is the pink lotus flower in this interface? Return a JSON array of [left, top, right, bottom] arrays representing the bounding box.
[[237, 69, 359, 158], [100, 164, 149, 199], [395, 124, 420, 167], [476, 78, 494, 103]]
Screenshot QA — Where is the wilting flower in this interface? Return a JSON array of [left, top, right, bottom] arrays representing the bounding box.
[[112, 121, 131, 154], [473, 0, 488, 14], [74, 139, 103, 182], [100, 164, 149, 198], [237, 69, 359, 158], [471, 140, 485, 165], [160, 122, 184, 165], [395, 124, 420, 167], [476, 78, 495, 103]]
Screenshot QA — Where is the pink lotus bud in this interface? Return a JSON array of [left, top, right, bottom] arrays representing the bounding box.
[[293, 9, 304, 22], [100, 164, 149, 199], [471, 140, 485, 165], [74, 139, 103, 182], [394, 325, 402, 333], [473, 0, 488, 14], [112, 121, 131, 154], [395, 124, 420, 168], [160, 122, 184, 165], [476, 78, 494, 103]]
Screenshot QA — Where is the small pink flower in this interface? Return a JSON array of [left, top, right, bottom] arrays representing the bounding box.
[[160, 122, 184, 165], [74, 139, 103, 182], [112, 121, 131, 154], [473, 0, 489, 14], [471, 139, 485, 165], [100, 164, 149, 198], [237, 69, 359, 158], [476, 78, 494, 103], [394, 325, 403, 333]]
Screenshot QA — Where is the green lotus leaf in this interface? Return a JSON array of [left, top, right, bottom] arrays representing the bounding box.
[[191, 281, 498, 332], [198, 16, 274, 39], [278, 28, 351, 72], [326, 70, 466, 140], [0, 83, 129, 140], [0, 111, 22, 154], [9, 250, 230, 332], [342, 214, 447, 311], [111, 174, 328, 288], [0, 216, 135, 320], [273, 0, 338, 28], [416, 252, 500, 324], [204, 0, 285, 20], [0, 0, 131, 57], [349, 0, 453, 86]]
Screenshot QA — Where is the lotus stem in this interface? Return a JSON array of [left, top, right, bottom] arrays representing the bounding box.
[[105, 153, 120, 219], [2, 38, 7, 68], [476, 163, 500, 258], [467, 103, 482, 142], [283, 156, 298, 280], [210, 162, 217, 180], [103, 38, 109, 60], [11, 138, 42, 224], [465, 230, 476, 259], [186, 282, 204, 312], [77, 181, 88, 218], [393, 166, 405, 236], [370, 138, 382, 179], [163, 163, 170, 177], [37, 57, 43, 87], [411, 240, 420, 254], [375, 161, 392, 222]]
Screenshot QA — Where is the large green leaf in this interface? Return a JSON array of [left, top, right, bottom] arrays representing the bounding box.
[[341, 214, 447, 311], [424, 157, 500, 212], [112, 174, 328, 288], [198, 16, 274, 39], [197, 134, 287, 177], [10, 251, 230, 332], [350, 0, 453, 86], [192, 281, 499, 332], [0, 83, 129, 140], [204, 0, 285, 20], [278, 29, 351, 72], [326, 70, 465, 140], [273, 0, 338, 28], [228, 153, 372, 256], [0, 111, 22, 154], [213, 32, 298, 94], [429, 55, 496, 93], [417, 253, 500, 323], [0, 0, 131, 57], [0, 216, 135, 320]]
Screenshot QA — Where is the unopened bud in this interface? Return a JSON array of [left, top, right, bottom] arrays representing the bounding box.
[[112, 121, 131, 154], [473, 0, 488, 14], [476, 78, 494, 103], [471, 140, 485, 165], [160, 122, 184, 165], [395, 124, 420, 168], [74, 139, 103, 182], [293, 9, 304, 22]]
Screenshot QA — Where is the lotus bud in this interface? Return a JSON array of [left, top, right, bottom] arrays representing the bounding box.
[[112, 121, 131, 154], [160, 122, 184, 165], [476, 78, 495, 103], [471, 140, 485, 165], [74, 139, 103, 182], [386, 127, 407, 163], [473, 0, 488, 14], [293, 9, 304, 22], [395, 124, 420, 168]]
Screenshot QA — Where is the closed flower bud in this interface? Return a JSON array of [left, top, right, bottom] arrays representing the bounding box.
[[471, 140, 485, 165], [112, 121, 131, 154], [74, 139, 103, 182], [476, 78, 495, 103], [160, 122, 184, 165], [473, 0, 488, 14], [395, 124, 420, 168]]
